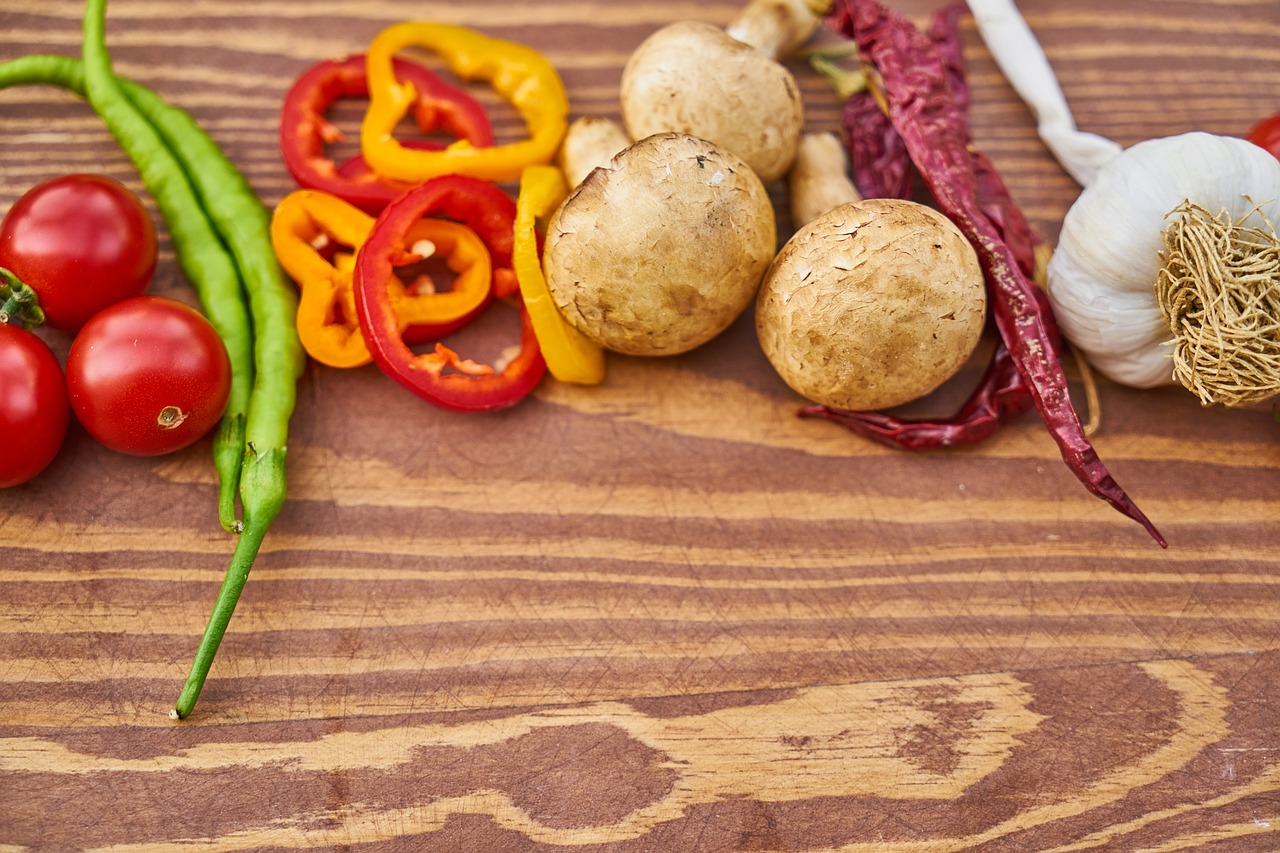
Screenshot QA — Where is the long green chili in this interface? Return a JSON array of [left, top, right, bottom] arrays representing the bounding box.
[[0, 52, 254, 533], [79, 0, 303, 718]]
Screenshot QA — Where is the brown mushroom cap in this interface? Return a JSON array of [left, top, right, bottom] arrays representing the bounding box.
[[543, 132, 777, 357], [619, 21, 804, 185], [756, 199, 988, 411]]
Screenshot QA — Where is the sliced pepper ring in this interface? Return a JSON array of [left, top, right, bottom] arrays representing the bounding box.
[[513, 165, 605, 385], [270, 189, 492, 368], [353, 175, 546, 412], [279, 54, 494, 213], [394, 217, 493, 340], [360, 22, 569, 183]]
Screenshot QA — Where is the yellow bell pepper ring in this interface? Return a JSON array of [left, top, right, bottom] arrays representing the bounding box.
[[514, 165, 606, 385], [361, 22, 570, 183]]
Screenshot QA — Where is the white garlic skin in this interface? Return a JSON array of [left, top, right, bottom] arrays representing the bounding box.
[[1048, 131, 1280, 388]]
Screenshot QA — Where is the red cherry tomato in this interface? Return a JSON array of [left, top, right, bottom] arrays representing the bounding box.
[[66, 296, 231, 457], [1246, 112, 1280, 161], [0, 174, 158, 332], [0, 325, 70, 487]]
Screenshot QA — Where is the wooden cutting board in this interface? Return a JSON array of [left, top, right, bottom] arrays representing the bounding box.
[[1, 0, 1278, 850]]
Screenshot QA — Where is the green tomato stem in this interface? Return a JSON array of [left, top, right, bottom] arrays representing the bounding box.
[[0, 267, 47, 329]]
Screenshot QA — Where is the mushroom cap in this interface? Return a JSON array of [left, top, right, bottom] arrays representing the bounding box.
[[620, 21, 803, 185], [543, 132, 777, 357], [756, 199, 987, 410]]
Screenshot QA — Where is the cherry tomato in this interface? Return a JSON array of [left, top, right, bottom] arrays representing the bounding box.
[[0, 174, 158, 332], [66, 296, 231, 457], [1246, 112, 1280, 161], [0, 325, 70, 487]]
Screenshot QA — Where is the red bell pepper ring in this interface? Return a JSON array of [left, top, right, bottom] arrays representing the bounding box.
[[279, 54, 494, 213], [353, 175, 546, 412]]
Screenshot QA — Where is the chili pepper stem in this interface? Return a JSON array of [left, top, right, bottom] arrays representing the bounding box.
[[172, 447, 286, 720], [170, 518, 263, 719], [807, 52, 866, 101]]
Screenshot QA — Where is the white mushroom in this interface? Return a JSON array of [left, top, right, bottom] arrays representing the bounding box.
[[756, 198, 988, 411], [619, 18, 808, 185], [543, 132, 777, 356]]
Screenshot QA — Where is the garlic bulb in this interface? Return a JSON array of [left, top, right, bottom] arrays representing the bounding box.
[[1050, 134, 1280, 392], [970, 0, 1280, 407]]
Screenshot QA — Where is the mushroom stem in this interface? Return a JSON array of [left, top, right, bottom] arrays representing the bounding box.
[[725, 0, 822, 59], [558, 116, 632, 188], [787, 131, 861, 229]]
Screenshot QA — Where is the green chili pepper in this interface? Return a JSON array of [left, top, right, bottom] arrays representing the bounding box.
[[0, 1, 303, 717], [0, 52, 255, 533], [83, 0, 302, 718], [112, 59, 307, 612]]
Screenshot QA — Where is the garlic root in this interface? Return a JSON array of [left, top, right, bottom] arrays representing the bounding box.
[[1156, 201, 1280, 407]]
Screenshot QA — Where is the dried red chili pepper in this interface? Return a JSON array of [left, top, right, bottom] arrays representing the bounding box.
[[841, 5, 965, 202], [812, 3, 1037, 448], [929, 4, 969, 112], [811, 129, 1044, 448], [353, 174, 545, 413], [842, 92, 912, 200], [802, 342, 1033, 447], [825, 0, 1165, 547], [279, 54, 494, 213]]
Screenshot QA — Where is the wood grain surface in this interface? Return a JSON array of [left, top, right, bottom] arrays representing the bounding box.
[[2, 0, 1279, 851]]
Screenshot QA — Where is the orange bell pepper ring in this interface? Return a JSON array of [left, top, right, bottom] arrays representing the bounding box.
[[513, 165, 605, 385], [270, 189, 492, 368], [360, 22, 569, 183]]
